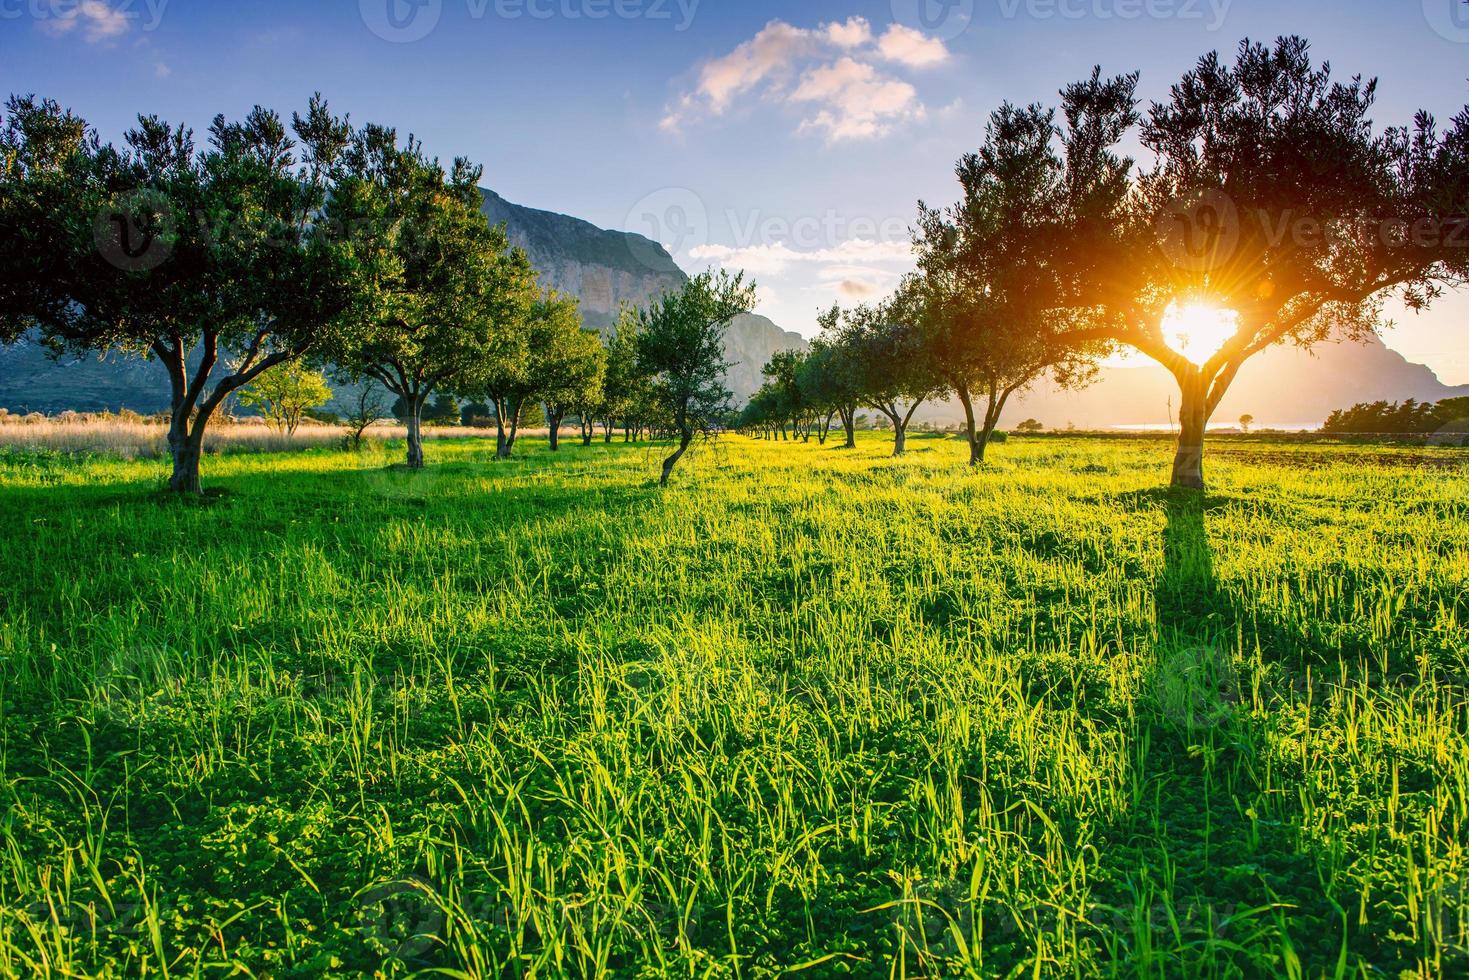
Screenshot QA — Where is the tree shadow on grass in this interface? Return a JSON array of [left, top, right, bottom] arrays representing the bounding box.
[[1073, 487, 1355, 975]]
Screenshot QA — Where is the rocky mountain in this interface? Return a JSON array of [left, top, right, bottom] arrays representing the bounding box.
[[481, 189, 805, 400], [0, 189, 807, 414]]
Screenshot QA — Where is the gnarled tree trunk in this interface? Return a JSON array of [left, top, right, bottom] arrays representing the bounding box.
[[168, 427, 205, 494], [957, 384, 982, 466], [405, 404, 425, 469], [155, 332, 294, 495], [1171, 369, 1208, 490], [661, 429, 693, 486]]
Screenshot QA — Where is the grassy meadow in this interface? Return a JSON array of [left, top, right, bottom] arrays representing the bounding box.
[[0, 433, 1465, 978]]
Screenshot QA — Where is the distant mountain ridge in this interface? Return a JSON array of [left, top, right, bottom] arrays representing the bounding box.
[[0, 189, 808, 413], [908, 332, 1469, 431]]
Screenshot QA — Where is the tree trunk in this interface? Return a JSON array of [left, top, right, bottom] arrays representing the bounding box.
[[547, 411, 562, 451], [956, 385, 983, 467], [405, 403, 425, 470], [661, 429, 693, 486], [168, 429, 204, 494], [892, 422, 906, 456], [1172, 370, 1208, 490], [975, 413, 1001, 466], [494, 398, 518, 459], [841, 408, 857, 449], [506, 408, 521, 458]]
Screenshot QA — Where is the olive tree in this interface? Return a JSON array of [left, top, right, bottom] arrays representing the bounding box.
[[472, 290, 582, 458], [915, 103, 1102, 466], [635, 270, 757, 485], [802, 325, 863, 449], [1, 95, 362, 493], [332, 125, 536, 469], [820, 295, 943, 457], [237, 361, 333, 435], [1060, 40, 1468, 489], [536, 303, 606, 451]]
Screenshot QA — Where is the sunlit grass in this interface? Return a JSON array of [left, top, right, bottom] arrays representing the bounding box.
[[0, 433, 1465, 977]]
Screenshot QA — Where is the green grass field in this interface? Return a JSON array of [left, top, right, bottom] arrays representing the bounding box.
[[0, 434, 1465, 978]]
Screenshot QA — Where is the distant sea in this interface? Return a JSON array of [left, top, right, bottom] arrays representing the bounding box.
[[1110, 422, 1322, 433]]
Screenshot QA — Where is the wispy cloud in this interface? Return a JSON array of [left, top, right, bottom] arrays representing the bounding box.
[[690, 239, 914, 275], [661, 17, 951, 144]]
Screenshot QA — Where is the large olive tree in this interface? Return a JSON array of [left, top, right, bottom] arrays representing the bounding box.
[[1059, 40, 1468, 489], [1, 95, 362, 493]]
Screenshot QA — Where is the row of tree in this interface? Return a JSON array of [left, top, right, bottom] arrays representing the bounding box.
[[0, 95, 755, 491], [743, 37, 1468, 488], [1321, 397, 1469, 435]]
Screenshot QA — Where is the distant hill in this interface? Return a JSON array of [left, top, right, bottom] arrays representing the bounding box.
[[0, 189, 807, 414], [984, 334, 1469, 431]]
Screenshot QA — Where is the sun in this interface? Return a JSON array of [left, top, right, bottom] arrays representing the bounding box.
[[1163, 301, 1239, 365]]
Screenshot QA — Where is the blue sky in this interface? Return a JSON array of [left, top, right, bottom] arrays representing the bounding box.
[[4, 0, 1468, 380]]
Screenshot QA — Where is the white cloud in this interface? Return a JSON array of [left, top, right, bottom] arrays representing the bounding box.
[[876, 24, 950, 68], [153, 62, 172, 78], [37, 0, 131, 42], [791, 58, 922, 143], [824, 16, 872, 48], [661, 18, 951, 143]]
